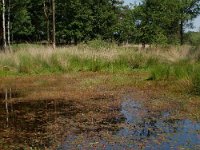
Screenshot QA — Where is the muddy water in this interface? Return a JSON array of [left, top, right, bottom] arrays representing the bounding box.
[[0, 96, 200, 149], [0, 99, 81, 149], [61, 97, 200, 150], [116, 98, 200, 149]]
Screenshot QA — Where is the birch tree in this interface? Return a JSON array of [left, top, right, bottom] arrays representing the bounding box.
[[2, 0, 6, 50], [52, 0, 55, 49], [7, 0, 11, 47]]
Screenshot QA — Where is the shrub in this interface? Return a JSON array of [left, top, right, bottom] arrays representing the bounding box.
[[87, 39, 113, 50]]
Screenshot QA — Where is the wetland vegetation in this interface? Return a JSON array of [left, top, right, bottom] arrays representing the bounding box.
[[0, 0, 200, 149], [0, 43, 200, 149]]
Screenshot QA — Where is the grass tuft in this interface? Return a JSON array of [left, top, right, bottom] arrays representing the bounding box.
[[149, 64, 170, 80], [191, 66, 200, 95]]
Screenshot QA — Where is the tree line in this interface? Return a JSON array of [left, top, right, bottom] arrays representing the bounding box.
[[0, 0, 200, 50]]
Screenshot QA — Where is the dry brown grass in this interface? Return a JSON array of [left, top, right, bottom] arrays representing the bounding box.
[[0, 44, 193, 68], [143, 45, 192, 62]]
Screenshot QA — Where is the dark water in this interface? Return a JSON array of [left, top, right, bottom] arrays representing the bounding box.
[[0, 99, 81, 149], [115, 98, 200, 150], [61, 97, 200, 150], [0, 96, 200, 149]]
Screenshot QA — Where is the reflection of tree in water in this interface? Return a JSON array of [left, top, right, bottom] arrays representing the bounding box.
[[116, 99, 200, 149], [0, 99, 79, 149], [0, 96, 199, 149]]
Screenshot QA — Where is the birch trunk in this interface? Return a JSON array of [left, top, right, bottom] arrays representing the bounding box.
[[52, 0, 56, 49], [2, 0, 7, 50], [7, 0, 11, 47]]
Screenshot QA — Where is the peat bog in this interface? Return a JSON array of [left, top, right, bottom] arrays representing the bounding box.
[[0, 73, 199, 149]]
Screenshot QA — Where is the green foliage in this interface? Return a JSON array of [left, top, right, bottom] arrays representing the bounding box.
[[186, 32, 200, 47], [1, 0, 200, 45], [132, 0, 200, 45], [56, 0, 123, 44], [114, 8, 136, 43], [11, 0, 35, 39], [133, 0, 181, 45], [87, 39, 113, 49]]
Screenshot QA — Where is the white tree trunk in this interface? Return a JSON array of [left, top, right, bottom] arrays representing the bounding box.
[[7, 0, 11, 47], [2, 0, 7, 49], [52, 0, 56, 49]]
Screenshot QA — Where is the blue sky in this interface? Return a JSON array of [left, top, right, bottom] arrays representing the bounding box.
[[124, 0, 200, 31]]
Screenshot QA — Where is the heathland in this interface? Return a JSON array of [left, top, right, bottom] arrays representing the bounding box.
[[0, 42, 200, 149]]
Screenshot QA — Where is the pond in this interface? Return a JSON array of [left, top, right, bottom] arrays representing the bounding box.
[[60, 97, 200, 150], [0, 96, 199, 149]]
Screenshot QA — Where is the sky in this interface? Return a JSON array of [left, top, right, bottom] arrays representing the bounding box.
[[124, 0, 200, 32]]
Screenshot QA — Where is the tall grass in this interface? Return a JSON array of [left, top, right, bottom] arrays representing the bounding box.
[[0, 43, 158, 75], [0, 44, 133, 74], [191, 66, 200, 95], [0, 43, 200, 94], [149, 64, 171, 80]]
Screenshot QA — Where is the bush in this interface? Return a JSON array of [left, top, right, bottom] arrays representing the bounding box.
[[87, 39, 114, 49]]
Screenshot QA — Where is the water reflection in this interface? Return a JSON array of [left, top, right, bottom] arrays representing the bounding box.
[[61, 98, 200, 150], [0, 95, 199, 149], [117, 99, 200, 149], [0, 99, 80, 149]]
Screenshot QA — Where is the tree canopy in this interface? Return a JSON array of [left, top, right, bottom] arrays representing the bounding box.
[[0, 0, 200, 49]]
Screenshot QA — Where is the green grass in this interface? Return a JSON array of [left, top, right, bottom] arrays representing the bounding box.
[[147, 60, 200, 95], [67, 55, 132, 72], [149, 63, 171, 80], [191, 67, 200, 95], [1, 43, 200, 95]]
